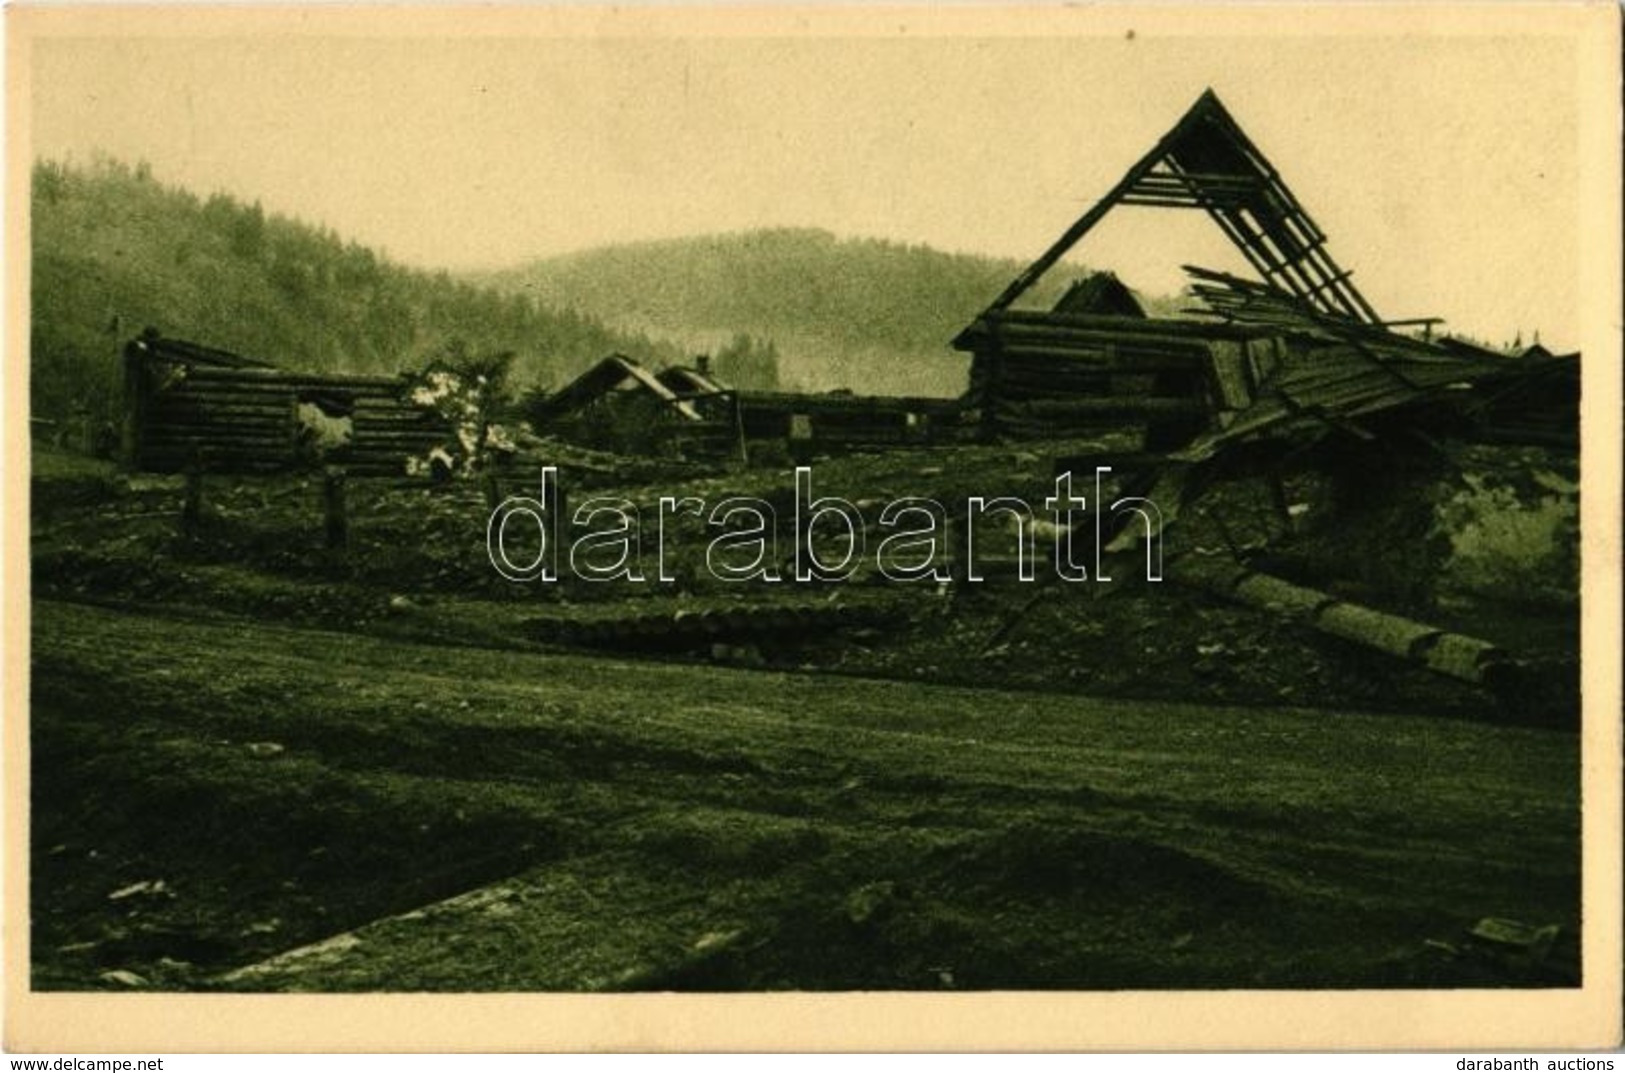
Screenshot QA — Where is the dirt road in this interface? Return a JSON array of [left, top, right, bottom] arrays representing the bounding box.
[[31, 599, 1578, 990]]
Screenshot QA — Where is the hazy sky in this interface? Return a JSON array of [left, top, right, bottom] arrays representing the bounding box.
[[29, 22, 1581, 347]]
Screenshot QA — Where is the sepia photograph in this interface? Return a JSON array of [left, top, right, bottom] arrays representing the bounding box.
[[5, 2, 1620, 1053]]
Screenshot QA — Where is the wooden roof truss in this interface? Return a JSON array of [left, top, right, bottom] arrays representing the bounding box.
[[986, 89, 1381, 326]]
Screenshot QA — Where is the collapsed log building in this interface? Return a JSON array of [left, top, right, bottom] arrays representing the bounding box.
[[964, 90, 1579, 704], [121, 330, 452, 475], [119, 91, 1575, 486], [535, 353, 964, 456], [526, 353, 737, 458], [954, 89, 1578, 455]]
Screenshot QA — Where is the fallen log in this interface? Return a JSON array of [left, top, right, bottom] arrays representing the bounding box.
[[1176, 557, 1511, 687]]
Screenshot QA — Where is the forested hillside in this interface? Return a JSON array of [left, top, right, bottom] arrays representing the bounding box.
[[29, 158, 679, 426], [476, 229, 1178, 397], [30, 160, 1185, 427]]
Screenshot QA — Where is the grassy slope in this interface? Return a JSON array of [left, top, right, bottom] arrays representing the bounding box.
[[33, 598, 1577, 991]]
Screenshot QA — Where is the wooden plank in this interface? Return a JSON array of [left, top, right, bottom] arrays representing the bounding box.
[[990, 324, 1212, 355], [984, 309, 1267, 340], [168, 382, 411, 402], [1006, 397, 1208, 419], [995, 344, 1207, 374], [154, 398, 434, 421], [1206, 341, 1254, 409], [151, 402, 292, 420], [737, 393, 961, 416], [181, 366, 410, 390], [148, 418, 293, 436], [146, 424, 292, 440]]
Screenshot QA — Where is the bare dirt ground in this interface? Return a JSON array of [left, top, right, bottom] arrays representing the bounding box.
[[29, 447, 1581, 990]]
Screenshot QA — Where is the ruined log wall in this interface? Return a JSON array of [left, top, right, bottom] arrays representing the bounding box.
[[123, 336, 451, 476]]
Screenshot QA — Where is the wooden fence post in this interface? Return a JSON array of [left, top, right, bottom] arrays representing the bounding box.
[[324, 466, 348, 552], [733, 392, 751, 467], [180, 447, 204, 541], [121, 341, 148, 470], [481, 467, 503, 513]]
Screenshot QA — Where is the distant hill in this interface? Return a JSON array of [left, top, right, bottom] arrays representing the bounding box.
[[29, 158, 680, 427], [473, 229, 1181, 397]]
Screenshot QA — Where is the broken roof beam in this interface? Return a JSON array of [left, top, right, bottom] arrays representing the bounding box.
[[1190, 194, 1322, 304], [981, 128, 1176, 313], [1295, 267, 1358, 300], [1260, 220, 1375, 323], [975, 90, 1284, 313], [982, 90, 1380, 325], [1179, 267, 1440, 356], [1157, 96, 1381, 323], [1205, 199, 1362, 319]]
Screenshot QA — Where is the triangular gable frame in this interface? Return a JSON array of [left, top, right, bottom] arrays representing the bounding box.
[[543, 355, 705, 422], [985, 89, 1380, 325]]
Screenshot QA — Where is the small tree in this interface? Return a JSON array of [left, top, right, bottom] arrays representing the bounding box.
[[407, 340, 516, 481]]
